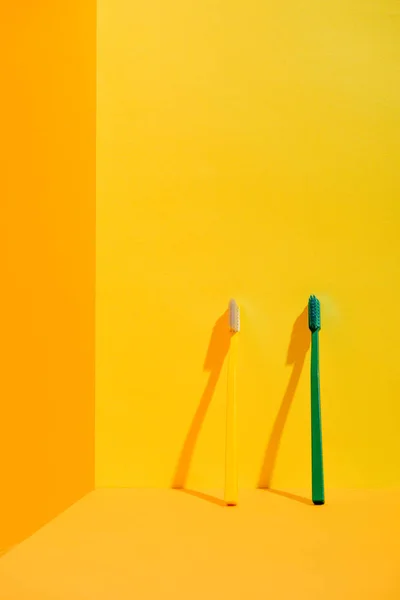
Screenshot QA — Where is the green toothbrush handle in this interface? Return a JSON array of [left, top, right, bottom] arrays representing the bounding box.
[[311, 330, 325, 505]]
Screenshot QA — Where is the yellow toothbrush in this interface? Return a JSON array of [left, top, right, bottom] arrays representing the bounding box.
[[225, 299, 240, 506]]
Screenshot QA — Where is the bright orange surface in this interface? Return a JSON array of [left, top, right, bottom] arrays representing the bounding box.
[[96, 0, 400, 490], [0, 489, 399, 599], [0, 1, 96, 554]]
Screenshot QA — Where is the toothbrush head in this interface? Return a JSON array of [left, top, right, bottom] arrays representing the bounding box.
[[308, 295, 321, 332], [229, 299, 240, 334]]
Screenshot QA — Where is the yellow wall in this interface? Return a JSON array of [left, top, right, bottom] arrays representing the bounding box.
[[96, 0, 400, 489], [0, 1, 96, 553]]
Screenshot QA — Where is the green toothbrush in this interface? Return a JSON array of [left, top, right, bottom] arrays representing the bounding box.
[[308, 295, 325, 505]]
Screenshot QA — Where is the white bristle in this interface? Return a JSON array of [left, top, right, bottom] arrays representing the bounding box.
[[229, 299, 240, 333]]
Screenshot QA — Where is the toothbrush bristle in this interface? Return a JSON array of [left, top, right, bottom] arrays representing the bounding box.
[[308, 295, 321, 332], [229, 299, 240, 333]]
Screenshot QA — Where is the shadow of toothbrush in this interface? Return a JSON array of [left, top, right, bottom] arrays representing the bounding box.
[[258, 307, 310, 493], [264, 488, 313, 506], [179, 489, 227, 507], [172, 310, 231, 500]]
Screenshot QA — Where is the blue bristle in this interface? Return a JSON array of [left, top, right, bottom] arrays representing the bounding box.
[[308, 295, 321, 332]]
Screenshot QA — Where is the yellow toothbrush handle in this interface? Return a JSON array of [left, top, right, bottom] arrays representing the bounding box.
[[225, 332, 238, 506]]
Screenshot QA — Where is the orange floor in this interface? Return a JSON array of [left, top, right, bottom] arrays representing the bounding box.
[[0, 489, 399, 599]]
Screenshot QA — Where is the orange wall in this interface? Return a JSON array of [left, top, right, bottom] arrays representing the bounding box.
[[0, 1, 96, 554], [96, 0, 400, 491]]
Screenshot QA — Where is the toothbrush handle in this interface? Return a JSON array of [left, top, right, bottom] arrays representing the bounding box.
[[225, 333, 238, 506], [311, 330, 325, 505]]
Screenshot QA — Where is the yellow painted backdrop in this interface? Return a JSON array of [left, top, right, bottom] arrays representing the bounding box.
[[1, 0, 96, 553], [96, 0, 400, 489]]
